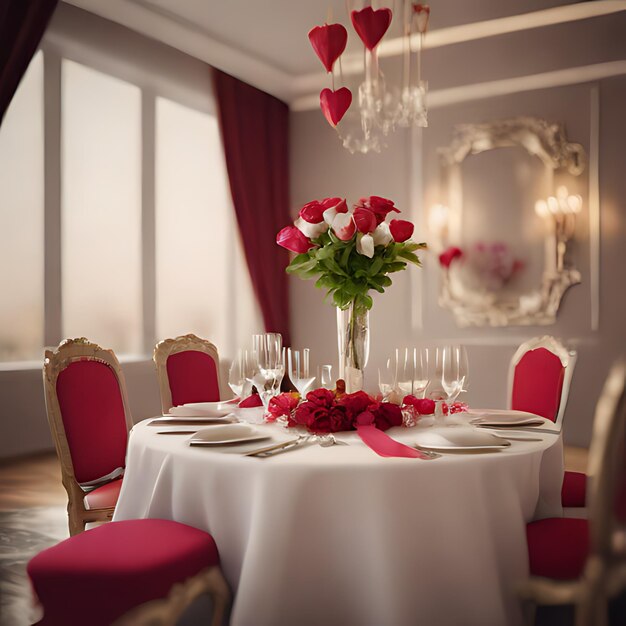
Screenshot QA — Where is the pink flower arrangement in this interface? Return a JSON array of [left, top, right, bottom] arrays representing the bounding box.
[[276, 195, 426, 313]]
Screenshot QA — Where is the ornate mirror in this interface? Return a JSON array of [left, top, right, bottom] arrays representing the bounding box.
[[433, 117, 586, 327]]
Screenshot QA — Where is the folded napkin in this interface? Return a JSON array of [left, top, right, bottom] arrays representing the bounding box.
[[357, 424, 430, 459], [239, 394, 263, 408]]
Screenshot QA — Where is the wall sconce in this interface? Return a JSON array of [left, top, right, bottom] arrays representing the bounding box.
[[428, 203, 451, 252], [534, 186, 582, 272]]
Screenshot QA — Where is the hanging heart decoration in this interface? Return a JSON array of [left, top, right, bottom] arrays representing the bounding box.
[[350, 6, 392, 51], [308, 23, 348, 73], [320, 87, 352, 127]]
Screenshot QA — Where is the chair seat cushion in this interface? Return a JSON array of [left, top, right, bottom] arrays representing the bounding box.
[[83, 476, 123, 510], [561, 471, 587, 508], [28, 519, 220, 626], [526, 517, 589, 580]]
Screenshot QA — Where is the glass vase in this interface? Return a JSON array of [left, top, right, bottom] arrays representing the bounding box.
[[336, 302, 370, 393]]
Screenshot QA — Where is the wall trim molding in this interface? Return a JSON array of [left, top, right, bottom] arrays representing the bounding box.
[[292, 61, 626, 112]]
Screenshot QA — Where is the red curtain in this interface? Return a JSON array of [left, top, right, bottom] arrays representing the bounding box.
[[0, 0, 58, 124], [212, 69, 291, 345]]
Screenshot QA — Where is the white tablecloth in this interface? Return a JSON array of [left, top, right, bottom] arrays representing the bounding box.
[[114, 414, 563, 626]]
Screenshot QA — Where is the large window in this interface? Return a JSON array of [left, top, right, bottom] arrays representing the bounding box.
[[62, 61, 143, 354], [0, 53, 44, 361], [155, 97, 260, 357], [0, 48, 261, 364]]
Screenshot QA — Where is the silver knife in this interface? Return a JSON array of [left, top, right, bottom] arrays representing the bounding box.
[[244, 436, 309, 457]]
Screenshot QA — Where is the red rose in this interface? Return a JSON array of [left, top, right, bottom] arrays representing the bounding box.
[[439, 246, 463, 269], [339, 390, 373, 418], [239, 393, 263, 408], [404, 395, 436, 415], [299, 200, 326, 224], [277, 226, 316, 253], [320, 197, 347, 212], [268, 392, 300, 420], [353, 207, 378, 234], [357, 196, 401, 224], [305, 387, 335, 408], [374, 402, 403, 430], [354, 409, 376, 426], [389, 219, 414, 242]]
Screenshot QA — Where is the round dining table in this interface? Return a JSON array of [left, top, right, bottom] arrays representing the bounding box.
[[113, 411, 563, 626]]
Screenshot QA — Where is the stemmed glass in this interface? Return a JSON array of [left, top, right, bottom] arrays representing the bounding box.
[[440, 345, 470, 422], [250, 333, 285, 411], [378, 357, 396, 401], [228, 349, 255, 399], [287, 348, 316, 396], [396, 348, 415, 398], [413, 348, 430, 399]]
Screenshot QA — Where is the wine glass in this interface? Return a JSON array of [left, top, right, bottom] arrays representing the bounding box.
[[458, 346, 469, 394], [396, 348, 415, 398], [378, 357, 396, 401], [442, 345, 467, 407], [228, 349, 254, 399], [251, 333, 284, 411], [427, 347, 447, 420], [287, 348, 316, 396], [413, 347, 430, 399]]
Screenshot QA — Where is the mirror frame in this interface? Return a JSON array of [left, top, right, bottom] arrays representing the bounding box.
[[436, 116, 586, 327]]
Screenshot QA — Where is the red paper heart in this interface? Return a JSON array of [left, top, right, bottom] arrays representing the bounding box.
[[308, 23, 348, 73], [320, 87, 352, 127], [351, 6, 392, 51]]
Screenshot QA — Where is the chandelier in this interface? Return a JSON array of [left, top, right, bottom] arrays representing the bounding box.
[[309, 1, 430, 154]]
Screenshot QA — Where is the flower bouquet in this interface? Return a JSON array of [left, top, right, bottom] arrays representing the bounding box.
[[276, 196, 426, 392], [268, 388, 403, 433]]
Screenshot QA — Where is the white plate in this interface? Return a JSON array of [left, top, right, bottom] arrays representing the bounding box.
[[156, 426, 203, 435], [469, 410, 546, 427], [149, 416, 235, 425], [189, 424, 270, 446], [414, 427, 511, 451], [169, 402, 233, 417]]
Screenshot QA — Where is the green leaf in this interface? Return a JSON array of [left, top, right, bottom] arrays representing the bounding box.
[[315, 244, 338, 260], [332, 289, 353, 309], [367, 256, 384, 276], [386, 261, 407, 273], [397, 250, 420, 264]]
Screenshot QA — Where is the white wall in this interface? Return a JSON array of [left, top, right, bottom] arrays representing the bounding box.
[[289, 12, 626, 448]]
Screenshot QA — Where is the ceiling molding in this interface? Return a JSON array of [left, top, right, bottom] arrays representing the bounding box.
[[62, 0, 626, 105], [61, 0, 294, 101], [293, 0, 626, 95], [291, 60, 626, 112]]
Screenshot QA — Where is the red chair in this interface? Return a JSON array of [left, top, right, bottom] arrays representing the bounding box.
[[153, 334, 221, 414], [509, 336, 583, 508], [519, 359, 626, 626], [42, 338, 133, 535], [27, 518, 230, 626]]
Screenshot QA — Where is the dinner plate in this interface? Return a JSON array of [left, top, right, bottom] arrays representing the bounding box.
[[169, 402, 233, 417], [156, 426, 203, 435], [149, 416, 235, 426], [468, 409, 546, 427], [189, 424, 271, 446], [414, 427, 511, 451]]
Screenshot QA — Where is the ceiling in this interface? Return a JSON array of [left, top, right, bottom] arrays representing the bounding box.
[[62, 0, 626, 104]]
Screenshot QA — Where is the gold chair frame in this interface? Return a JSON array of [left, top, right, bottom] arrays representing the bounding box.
[[518, 358, 626, 626], [42, 338, 133, 536], [508, 335, 577, 432], [113, 565, 230, 626], [153, 333, 221, 414]]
